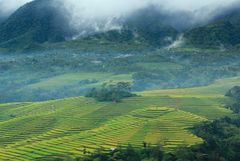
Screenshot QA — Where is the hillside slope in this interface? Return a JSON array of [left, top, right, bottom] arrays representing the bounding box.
[[0, 76, 237, 160], [0, 0, 72, 48], [0, 2, 180, 49], [185, 6, 240, 48], [86, 6, 179, 47], [2, 1, 240, 49]]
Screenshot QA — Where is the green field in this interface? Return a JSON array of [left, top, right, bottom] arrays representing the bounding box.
[[0, 76, 238, 160], [24, 72, 133, 89], [12, 72, 133, 102], [135, 62, 183, 71]]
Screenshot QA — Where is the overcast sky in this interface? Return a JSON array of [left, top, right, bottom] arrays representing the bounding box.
[[0, 0, 32, 15], [0, 0, 239, 23], [159, 0, 238, 10], [0, 0, 238, 16], [0, 0, 238, 36]]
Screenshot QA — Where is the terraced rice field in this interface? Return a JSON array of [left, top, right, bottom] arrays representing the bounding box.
[[0, 77, 238, 160]]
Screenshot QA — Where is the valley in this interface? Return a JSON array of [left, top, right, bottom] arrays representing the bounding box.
[[0, 0, 240, 160], [1, 47, 240, 103]]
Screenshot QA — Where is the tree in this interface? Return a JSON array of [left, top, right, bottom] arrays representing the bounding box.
[[225, 86, 240, 100], [85, 82, 136, 102]]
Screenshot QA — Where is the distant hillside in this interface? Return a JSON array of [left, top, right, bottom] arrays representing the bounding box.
[[0, 0, 73, 48], [1, 0, 240, 49], [0, 2, 180, 49], [185, 6, 240, 48], [83, 6, 179, 47], [124, 6, 179, 46]]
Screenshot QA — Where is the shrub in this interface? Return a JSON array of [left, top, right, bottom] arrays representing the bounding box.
[[85, 82, 136, 102]]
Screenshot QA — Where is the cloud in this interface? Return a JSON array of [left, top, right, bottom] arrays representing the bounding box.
[[0, 0, 238, 17], [55, 0, 153, 36], [0, 0, 239, 32], [56, 0, 239, 34], [155, 0, 238, 11], [0, 0, 32, 16]]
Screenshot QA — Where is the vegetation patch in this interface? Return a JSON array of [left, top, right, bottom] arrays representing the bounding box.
[[86, 82, 136, 102], [225, 86, 240, 100]]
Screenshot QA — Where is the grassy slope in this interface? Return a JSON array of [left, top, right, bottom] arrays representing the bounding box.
[[13, 72, 133, 101], [135, 62, 183, 71], [24, 73, 133, 89], [0, 77, 238, 160]]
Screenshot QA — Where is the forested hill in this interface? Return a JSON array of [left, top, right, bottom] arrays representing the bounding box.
[[1, 0, 240, 49], [0, 0, 72, 48], [0, 1, 178, 49], [185, 6, 240, 48]]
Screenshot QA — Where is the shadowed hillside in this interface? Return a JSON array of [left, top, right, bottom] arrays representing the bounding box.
[[0, 0, 72, 48]]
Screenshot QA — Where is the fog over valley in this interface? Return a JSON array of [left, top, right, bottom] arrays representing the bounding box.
[[0, 0, 240, 160], [0, 0, 239, 31]]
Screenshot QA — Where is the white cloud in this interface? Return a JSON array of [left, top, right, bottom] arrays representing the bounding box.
[[0, 0, 239, 32], [0, 0, 32, 15], [1, 0, 238, 16], [156, 0, 238, 11], [56, 0, 152, 33], [57, 0, 238, 33]]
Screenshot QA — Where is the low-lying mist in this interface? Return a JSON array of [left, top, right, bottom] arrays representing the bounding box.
[[0, 0, 239, 34], [0, 0, 32, 17], [56, 0, 240, 34]]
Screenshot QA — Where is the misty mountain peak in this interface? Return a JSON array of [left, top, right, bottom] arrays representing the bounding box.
[[0, 0, 240, 48], [0, 0, 72, 47]]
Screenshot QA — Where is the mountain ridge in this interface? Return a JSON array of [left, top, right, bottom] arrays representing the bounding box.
[[0, 0, 240, 50], [0, 0, 73, 48], [184, 5, 240, 48]]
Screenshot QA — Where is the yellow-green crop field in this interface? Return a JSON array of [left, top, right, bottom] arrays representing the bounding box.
[[0, 76, 239, 160]]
